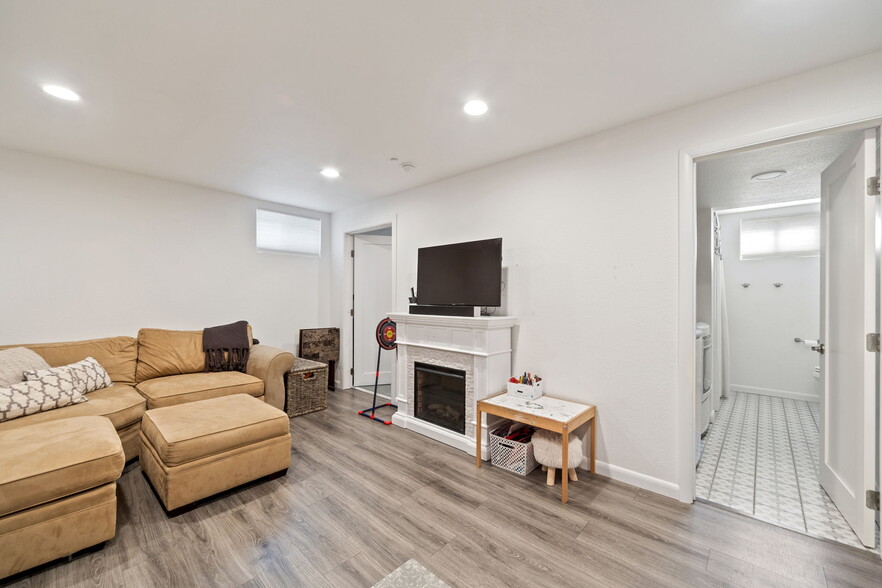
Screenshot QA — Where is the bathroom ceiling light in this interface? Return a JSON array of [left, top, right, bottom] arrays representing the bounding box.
[[751, 170, 787, 181], [40, 84, 81, 102], [320, 167, 340, 179], [463, 99, 488, 116]]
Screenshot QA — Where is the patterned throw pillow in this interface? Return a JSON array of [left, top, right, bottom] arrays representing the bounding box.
[[0, 370, 88, 423], [23, 356, 113, 394]]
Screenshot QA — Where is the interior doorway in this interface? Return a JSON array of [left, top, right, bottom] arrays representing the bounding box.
[[693, 127, 880, 550], [351, 227, 393, 397]]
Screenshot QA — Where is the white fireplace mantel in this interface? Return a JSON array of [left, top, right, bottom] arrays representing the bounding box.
[[389, 312, 515, 459]]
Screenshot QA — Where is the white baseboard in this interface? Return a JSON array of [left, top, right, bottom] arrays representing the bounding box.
[[731, 384, 819, 403], [581, 457, 679, 500], [392, 411, 679, 499]]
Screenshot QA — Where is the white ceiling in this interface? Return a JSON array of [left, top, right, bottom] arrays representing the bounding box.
[[696, 130, 864, 211], [2, 1, 882, 212]]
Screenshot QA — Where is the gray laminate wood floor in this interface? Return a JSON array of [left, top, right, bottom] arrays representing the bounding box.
[[4, 389, 881, 587]]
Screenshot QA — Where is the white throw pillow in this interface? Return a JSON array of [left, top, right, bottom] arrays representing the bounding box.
[[23, 356, 113, 394], [0, 370, 88, 423], [0, 347, 50, 387]]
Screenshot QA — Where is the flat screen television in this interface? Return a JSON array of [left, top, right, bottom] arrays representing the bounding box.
[[416, 238, 502, 307]]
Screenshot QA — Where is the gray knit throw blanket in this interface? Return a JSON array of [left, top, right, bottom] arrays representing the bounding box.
[[203, 320, 250, 372]]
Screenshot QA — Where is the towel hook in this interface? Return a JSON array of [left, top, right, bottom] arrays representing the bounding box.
[[741, 283, 750, 288], [773, 282, 783, 288]]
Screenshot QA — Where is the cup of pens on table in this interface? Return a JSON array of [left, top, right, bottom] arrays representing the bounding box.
[[506, 372, 544, 399]]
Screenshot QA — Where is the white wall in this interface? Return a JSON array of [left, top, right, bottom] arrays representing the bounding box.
[[696, 209, 713, 325], [0, 148, 331, 351], [719, 205, 820, 400], [330, 50, 882, 498]]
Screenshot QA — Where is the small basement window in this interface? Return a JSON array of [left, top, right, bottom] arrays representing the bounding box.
[[740, 213, 820, 260], [256, 209, 321, 256]]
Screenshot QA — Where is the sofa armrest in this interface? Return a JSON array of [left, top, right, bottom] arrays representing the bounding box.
[[246, 345, 295, 410]]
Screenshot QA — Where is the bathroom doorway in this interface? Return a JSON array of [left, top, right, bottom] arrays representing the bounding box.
[[694, 128, 880, 550], [351, 226, 394, 397]]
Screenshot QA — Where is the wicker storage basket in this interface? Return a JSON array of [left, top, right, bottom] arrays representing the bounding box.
[[285, 358, 328, 417], [489, 421, 538, 476]]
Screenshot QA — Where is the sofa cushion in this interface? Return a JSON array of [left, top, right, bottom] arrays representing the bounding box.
[[136, 329, 204, 382], [0, 372, 88, 423], [0, 347, 49, 387], [0, 384, 145, 432], [0, 337, 138, 386], [135, 327, 254, 382], [0, 416, 124, 517], [141, 394, 289, 466], [136, 371, 264, 409], [24, 356, 113, 394]]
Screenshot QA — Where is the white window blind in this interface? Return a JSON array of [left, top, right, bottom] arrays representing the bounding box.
[[740, 213, 820, 260], [256, 209, 321, 256]]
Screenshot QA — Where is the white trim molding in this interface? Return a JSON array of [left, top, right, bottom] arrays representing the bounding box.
[[730, 385, 819, 403], [584, 458, 680, 500]]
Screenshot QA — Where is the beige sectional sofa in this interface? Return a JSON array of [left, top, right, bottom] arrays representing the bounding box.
[[0, 328, 295, 460], [0, 327, 295, 579]]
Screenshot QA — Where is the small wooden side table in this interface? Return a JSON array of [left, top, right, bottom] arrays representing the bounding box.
[[476, 392, 596, 503]]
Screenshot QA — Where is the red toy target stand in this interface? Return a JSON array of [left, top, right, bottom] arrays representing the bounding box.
[[357, 318, 398, 425]]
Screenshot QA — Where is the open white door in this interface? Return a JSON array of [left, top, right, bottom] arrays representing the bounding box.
[[353, 234, 393, 388], [819, 127, 879, 548]]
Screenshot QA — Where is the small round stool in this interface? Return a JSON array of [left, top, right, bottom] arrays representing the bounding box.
[[531, 429, 582, 486]]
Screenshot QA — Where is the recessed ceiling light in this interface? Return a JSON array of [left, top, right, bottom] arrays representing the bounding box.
[[40, 84, 81, 102], [463, 100, 488, 116], [320, 167, 340, 178], [751, 170, 787, 181]]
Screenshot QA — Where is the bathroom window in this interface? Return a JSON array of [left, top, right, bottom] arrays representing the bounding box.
[[256, 209, 321, 256], [740, 213, 820, 260]]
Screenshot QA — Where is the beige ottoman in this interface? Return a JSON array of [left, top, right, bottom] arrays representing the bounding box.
[[0, 416, 124, 579], [139, 394, 291, 513]]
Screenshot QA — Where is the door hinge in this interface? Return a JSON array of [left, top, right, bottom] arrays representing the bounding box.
[[867, 333, 881, 352], [868, 176, 881, 196], [350, 367, 354, 376], [349, 308, 354, 317], [350, 249, 355, 258], [867, 490, 880, 510]]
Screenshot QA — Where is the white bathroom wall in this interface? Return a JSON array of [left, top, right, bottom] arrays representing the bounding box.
[[0, 148, 332, 351], [719, 204, 820, 400], [696, 209, 713, 325], [330, 50, 882, 498]]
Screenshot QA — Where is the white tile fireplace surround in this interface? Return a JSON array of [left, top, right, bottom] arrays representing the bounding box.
[[388, 313, 516, 460]]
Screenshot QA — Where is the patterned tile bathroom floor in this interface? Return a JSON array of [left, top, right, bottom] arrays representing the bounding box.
[[696, 391, 876, 550]]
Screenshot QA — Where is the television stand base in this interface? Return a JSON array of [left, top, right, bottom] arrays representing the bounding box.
[[408, 305, 480, 317]]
